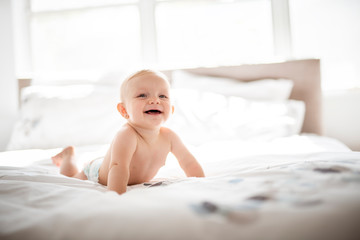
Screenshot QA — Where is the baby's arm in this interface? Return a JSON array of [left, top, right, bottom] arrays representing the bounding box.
[[107, 129, 137, 194], [169, 130, 205, 178]]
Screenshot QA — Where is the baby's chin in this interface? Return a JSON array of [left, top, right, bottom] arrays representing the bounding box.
[[130, 117, 168, 129]]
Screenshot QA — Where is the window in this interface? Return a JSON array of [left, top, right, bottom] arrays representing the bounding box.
[[19, 0, 281, 80], [30, 0, 140, 78]]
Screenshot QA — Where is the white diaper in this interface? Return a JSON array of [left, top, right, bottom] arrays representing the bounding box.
[[83, 157, 103, 183]]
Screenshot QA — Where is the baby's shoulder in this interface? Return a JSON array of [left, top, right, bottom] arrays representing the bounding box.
[[160, 127, 178, 139], [160, 126, 173, 134], [114, 124, 138, 142]]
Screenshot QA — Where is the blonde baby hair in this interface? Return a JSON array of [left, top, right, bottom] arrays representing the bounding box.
[[120, 69, 169, 103]]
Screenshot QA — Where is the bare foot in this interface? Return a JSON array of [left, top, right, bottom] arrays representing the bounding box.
[[52, 146, 75, 167]]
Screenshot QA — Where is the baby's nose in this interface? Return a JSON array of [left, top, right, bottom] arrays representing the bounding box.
[[149, 97, 160, 104]]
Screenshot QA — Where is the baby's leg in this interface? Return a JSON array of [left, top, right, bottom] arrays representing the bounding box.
[[52, 146, 80, 178]]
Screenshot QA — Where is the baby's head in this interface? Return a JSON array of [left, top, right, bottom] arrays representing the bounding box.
[[117, 69, 173, 128]]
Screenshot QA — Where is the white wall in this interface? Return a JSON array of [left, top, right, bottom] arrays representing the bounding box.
[[323, 90, 360, 151], [0, 0, 18, 151], [290, 0, 360, 151]]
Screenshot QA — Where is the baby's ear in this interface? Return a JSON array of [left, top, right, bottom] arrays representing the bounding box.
[[117, 103, 129, 119], [172, 105, 175, 114]]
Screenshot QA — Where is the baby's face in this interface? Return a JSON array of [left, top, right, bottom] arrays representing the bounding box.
[[123, 72, 173, 129]]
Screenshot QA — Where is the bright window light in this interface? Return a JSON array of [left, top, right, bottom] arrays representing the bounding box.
[[31, 4, 141, 77], [27, 0, 274, 80], [156, 0, 273, 68]]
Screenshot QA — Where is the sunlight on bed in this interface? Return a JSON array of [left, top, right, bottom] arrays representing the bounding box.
[[0, 148, 59, 167]]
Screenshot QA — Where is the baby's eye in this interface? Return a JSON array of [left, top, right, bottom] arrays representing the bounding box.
[[159, 95, 168, 99], [137, 93, 147, 98]]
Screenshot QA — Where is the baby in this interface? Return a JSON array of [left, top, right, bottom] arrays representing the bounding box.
[[52, 69, 205, 194]]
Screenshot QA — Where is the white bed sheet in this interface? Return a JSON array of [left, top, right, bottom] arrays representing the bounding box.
[[1, 135, 360, 240]]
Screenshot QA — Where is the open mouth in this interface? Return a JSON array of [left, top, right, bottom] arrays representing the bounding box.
[[144, 109, 162, 115]]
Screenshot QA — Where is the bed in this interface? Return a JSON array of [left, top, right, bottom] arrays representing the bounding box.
[[1, 59, 360, 240]]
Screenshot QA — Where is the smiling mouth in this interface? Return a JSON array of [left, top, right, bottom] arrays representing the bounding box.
[[144, 110, 162, 115]]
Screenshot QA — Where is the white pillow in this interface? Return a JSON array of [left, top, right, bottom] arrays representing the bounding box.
[[171, 70, 294, 101], [7, 84, 125, 150], [166, 89, 305, 145]]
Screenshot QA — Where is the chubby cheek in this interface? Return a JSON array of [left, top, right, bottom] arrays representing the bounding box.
[[127, 103, 143, 119], [163, 104, 173, 119]]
